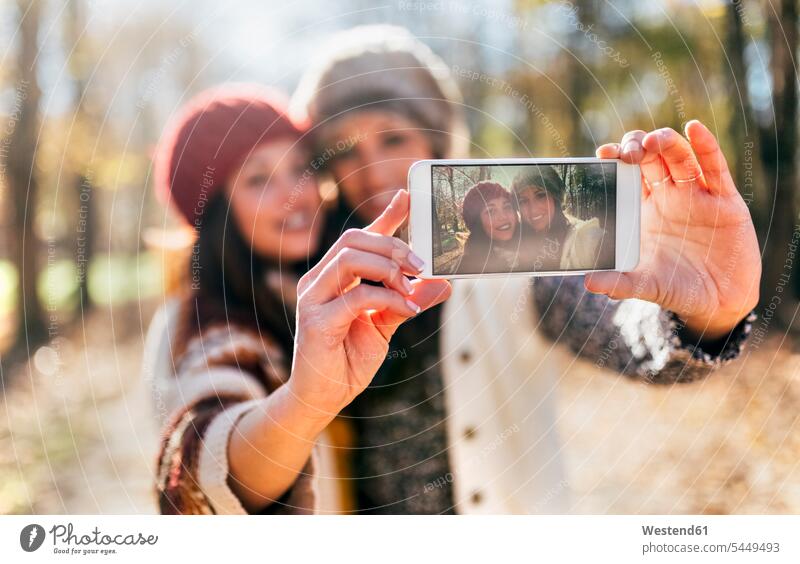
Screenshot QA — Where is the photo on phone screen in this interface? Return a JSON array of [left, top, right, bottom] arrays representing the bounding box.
[[431, 162, 617, 275]]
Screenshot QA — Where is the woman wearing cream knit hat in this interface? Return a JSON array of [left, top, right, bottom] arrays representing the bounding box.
[[285, 24, 759, 515]]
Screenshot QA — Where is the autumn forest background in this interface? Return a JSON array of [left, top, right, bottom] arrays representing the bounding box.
[[2, 0, 800, 514]]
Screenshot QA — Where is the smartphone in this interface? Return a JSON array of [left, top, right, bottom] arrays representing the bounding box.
[[408, 158, 640, 278]]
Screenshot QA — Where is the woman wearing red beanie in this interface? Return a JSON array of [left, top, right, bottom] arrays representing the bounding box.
[[458, 181, 522, 274], [143, 84, 447, 514]]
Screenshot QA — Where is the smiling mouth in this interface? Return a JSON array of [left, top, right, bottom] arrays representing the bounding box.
[[496, 223, 512, 232], [284, 211, 313, 231], [531, 215, 544, 221]]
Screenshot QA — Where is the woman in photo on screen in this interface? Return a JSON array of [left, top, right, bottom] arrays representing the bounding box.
[[458, 180, 523, 274], [511, 165, 612, 271]]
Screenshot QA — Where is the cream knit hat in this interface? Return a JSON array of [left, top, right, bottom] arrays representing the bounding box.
[[291, 24, 469, 159]]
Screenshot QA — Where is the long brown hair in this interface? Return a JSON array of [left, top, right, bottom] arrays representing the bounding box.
[[178, 193, 301, 357]]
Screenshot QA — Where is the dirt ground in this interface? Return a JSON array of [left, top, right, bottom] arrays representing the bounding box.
[[0, 302, 160, 514], [561, 335, 800, 514], [1, 301, 798, 514]]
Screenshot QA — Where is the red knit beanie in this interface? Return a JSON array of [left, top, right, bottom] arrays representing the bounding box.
[[461, 181, 512, 233], [154, 84, 304, 225]]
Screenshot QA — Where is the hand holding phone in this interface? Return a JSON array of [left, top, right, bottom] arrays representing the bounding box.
[[406, 121, 759, 341], [586, 121, 760, 340]]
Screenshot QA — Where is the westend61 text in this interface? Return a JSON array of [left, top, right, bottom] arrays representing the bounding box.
[[642, 525, 708, 536]]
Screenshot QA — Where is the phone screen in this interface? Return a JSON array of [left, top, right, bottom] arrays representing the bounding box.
[[431, 162, 617, 275]]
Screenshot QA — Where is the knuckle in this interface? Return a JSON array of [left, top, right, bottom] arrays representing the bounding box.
[[337, 246, 356, 263], [393, 291, 406, 308], [390, 239, 408, 263], [340, 228, 363, 248], [348, 284, 370, 304], [297, 272, 313, 291], [622, 129, 646, 142]]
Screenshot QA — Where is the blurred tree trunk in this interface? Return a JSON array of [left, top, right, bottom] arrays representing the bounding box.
[[724, 0, 760, 204], [432, 194, 442, 257], [5, 0, 47, 358], [759, 0, 799, 312], [445, 166, 458, 232], [66, 0, 95, 310], [565, 0, 594, 155]]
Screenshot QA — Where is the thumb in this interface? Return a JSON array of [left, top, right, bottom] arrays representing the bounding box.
[[584, 271, 654, 302], [365, 189, 408, 236]]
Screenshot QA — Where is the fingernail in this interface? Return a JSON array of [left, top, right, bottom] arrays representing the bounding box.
[[623, 139, 641, 154], [401, 276, 413, 294], [408, 252, 425, 272], [405, 299, 421, 314]]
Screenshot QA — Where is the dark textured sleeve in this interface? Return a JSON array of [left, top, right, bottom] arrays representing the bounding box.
[[157, 396, 245, 515], [152, 322, 316, 515], [156, 394, 316, 515], [532, 276, 756, 384]]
